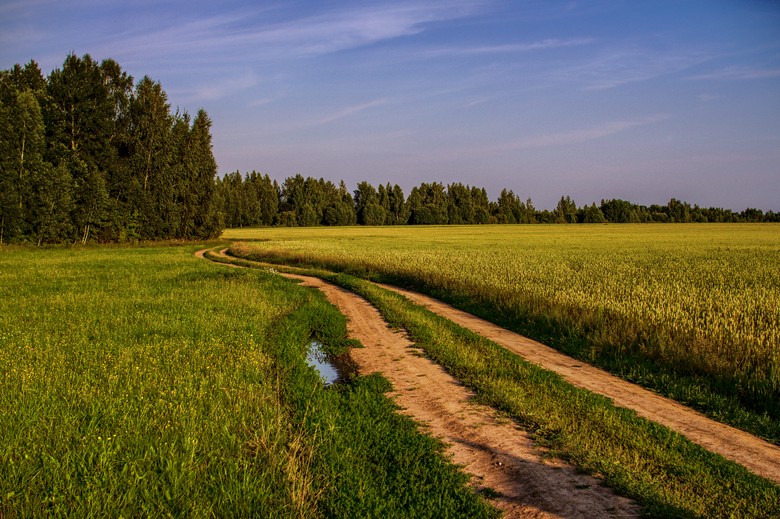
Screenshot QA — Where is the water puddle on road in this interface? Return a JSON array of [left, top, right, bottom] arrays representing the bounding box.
[[306, 340, 356, 386]]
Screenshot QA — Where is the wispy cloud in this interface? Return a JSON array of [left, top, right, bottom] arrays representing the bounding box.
[[551, 48, 712, 90], [498, 114, 670, 150], [180, 72, 259, 102], [100, 1, 487, 66], [463, 97, 490, 108], [257, 2, 483, 56], [306, 98, 389, 127], [420, 37, 594, 58], [688, 66, 780, 81]]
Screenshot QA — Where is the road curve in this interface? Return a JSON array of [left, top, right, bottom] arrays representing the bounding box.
[[198, 248, 780, 488]]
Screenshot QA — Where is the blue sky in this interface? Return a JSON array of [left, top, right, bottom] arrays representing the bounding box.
[[2, 0, 779, 210]]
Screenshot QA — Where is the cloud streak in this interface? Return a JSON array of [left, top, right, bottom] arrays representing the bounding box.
[[497, 114, 671, 150], [182, 72, 260, 102], [688, 66, 780, 81], [305, 98, 390, 127], [418, 37, 594, 58], [100, 1, 487, 66], [550, 48, 713, 90]]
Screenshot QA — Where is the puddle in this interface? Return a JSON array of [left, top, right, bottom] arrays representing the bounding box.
[[306, 340, 356, 386]]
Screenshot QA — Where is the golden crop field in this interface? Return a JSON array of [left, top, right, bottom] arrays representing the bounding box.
[[226, 223, 780, 430]]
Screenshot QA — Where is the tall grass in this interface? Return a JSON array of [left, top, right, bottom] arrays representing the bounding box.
[[225, 224, 780, 441], [0, 246, 318, 516], [0, 245, 496, 517]]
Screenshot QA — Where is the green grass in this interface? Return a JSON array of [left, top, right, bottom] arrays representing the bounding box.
[[0, 244, 497, 517], [213, 251, 780, 518], [223, 224, 780, 444]]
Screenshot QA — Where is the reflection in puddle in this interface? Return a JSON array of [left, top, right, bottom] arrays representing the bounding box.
[[306, 340, 356, 386]]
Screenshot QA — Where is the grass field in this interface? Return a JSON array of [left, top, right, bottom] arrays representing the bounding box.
[[0, 244, 496, 517], [225, 223, 780, 442]]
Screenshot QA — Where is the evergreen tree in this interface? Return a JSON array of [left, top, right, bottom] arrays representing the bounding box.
[[216, 172, 241, 228], [70, 157, 108, 243], [280, 174, 310, 225], [45, 54, 113, 170], [555, 195, 578, 223], [250, 172, 279, 226], [338, 180, 357, 225], [188, 109, 221, 238], [128, 76, 174, 238], [378, 184, 390, 215], [1, 54, 221, 243], [522, 197, 538, 223]]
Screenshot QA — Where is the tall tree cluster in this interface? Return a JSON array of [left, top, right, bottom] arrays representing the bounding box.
[[215, 174, 779, 228], [0, 54, 221, 244]]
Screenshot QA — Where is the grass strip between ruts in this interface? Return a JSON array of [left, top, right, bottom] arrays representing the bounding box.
[[217, 248, 780, 518]]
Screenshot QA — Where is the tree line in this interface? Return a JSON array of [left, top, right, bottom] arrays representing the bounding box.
[[3, 54, 776, 244], [216, 172, 779, 228], [0, 54, 221, 245]]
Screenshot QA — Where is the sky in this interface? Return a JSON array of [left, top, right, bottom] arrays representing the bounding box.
[[2, 0, 779, 210]]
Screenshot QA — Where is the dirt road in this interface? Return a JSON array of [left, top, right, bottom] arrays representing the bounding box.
[[281, 270, 640, 518], [199, 248, 637, 517], [198, 248, 780, 515]]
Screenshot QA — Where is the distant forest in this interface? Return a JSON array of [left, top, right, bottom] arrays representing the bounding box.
[[2, 55, 777, 245], [216, 172, 779, 228], [0, 54, 221, 245]]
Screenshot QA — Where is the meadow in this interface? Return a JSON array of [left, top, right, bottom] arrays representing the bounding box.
[[225, 223, 780, 442], [0, 244, 496, 517]]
